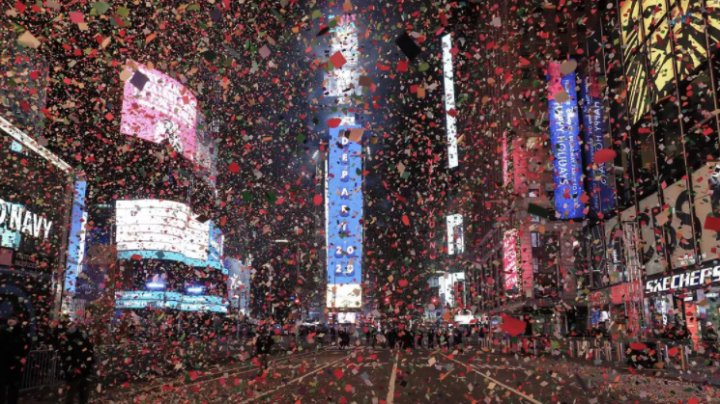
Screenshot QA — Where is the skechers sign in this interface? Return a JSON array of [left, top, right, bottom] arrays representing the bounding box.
[[645, 265, 720, 296], [548, 60, 585, 219], [325, 125, 363, 310]]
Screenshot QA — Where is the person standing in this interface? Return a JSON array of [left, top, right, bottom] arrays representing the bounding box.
[[0, 316, 29, 404], [60, 322, 94, 404]]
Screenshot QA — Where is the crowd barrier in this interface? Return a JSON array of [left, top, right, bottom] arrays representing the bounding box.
[[20, 349, 63, 392]]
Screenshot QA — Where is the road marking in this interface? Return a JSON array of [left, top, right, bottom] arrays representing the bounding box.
[[125, 349, 325, 398], [439, 352, 543, 404], [238, 352, 351, 403], [385, 350, 400, 404]]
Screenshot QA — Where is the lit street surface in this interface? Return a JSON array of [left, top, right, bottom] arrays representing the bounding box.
[[90, 345, 716, 403]]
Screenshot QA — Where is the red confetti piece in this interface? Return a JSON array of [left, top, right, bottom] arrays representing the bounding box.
[[329, 51, 347, 69], [593, 148, 616, 164]]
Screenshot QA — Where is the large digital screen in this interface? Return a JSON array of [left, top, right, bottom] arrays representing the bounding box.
[[115, 199, 223, 270], [581, 76, 614, 217], [442, 33, 459, 169], [115, 291, 227, 313], [120, 61, 198, 161], [503, 229, 519, 292], [438, 272, 464, 308], [62, 180, 87, 297], [325, 125, 363, 310], [326, 14, 361, 104], [548, 61, 585, 219], [446, 214, 464, 255]]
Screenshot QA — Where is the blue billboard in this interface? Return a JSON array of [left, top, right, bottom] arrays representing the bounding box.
[[326, 125, 363, 309], [63, 180, 87, 295], [581, 76, 615, 217], [548, 61, 585, 219]]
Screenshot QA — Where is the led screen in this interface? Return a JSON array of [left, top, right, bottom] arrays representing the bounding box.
[[581, 76, 614, 217], [548, 60, 585, 219], [115, 291, 227, 313], [120, 61, 198, 160], [325, 126, 363, 310], [115, 199, 223, 270], [442, 33, 459, 169], [63, 180, 87, 296], [446, 214, 464, 255], [503, 229, 519, 292], [326, 14, 361, 104]]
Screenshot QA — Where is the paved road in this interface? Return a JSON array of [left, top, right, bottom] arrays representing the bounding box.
[[88, 345, 718, 403]]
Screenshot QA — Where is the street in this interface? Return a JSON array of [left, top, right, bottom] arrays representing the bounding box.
[[90, 344, 717, 403]]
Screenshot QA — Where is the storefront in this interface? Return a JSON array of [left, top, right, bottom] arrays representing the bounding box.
[[644, 263, 720, 347]]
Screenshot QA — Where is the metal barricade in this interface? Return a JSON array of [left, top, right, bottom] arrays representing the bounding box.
[[20, 349, 62, 392]]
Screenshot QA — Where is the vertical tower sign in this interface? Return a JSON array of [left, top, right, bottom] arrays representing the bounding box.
[[326, 126, 363, 309], [442, 33, 459, 169], [548, 60, 585, 219]]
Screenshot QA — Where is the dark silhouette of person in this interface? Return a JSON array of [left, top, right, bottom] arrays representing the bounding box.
[[60, 322, 94, 404], [0, 316, 29, 404]]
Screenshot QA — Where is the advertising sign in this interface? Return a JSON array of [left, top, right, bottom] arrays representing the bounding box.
[[0, 117, 69, 273], [548, 61, 585, 219], [115, 290, 227, 313], [438, 272, 464, 308], [226, 258, 251, 314], [120, 61, 198, 160], [63, 180, 87, 296], [503, 229, 519, 292], [115, 199, 223, 269], [0, 115, 72, 327], [580, 75, 614, 216], [325, 126, 363, 309], [326, 14, 361, 104], [645, 264, 720, 296], [446, 214, 464, 255], [442, 33, 459, 169]]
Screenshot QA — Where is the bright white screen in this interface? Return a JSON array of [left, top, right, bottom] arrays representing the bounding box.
[[116, 199, 210, 261]]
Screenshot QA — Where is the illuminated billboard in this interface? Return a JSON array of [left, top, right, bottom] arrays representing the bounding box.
[[548, 60, 585, 219], [325, 126, 363, 310], [62, 180, 88, 297], [120, 61, 198, 160], [503, 229, 519, 292], [446, 214, 464, 255], [326, 15, 361, 104], [580, 75, 614, 217], [1, 115, 73, 326], [115, 199, 223, 270], [442, 33, 459, 169], [115, 291, 227, 313]]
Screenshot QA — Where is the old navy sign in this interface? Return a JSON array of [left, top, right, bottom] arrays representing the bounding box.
[[580, 76, 614, 217], [645, 265, 720, 296], [548, 61, 585, 219], [326, 125, 363, 309]]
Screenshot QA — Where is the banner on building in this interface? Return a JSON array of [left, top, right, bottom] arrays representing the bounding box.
[[548, 60, 585, 219], [580, 75, 614, 216], [325, 126, 363, 310]]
